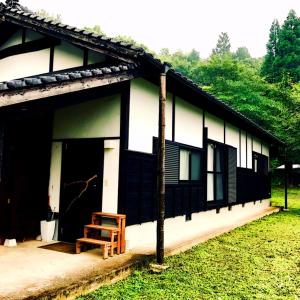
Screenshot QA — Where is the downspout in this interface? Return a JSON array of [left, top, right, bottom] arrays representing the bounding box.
[[157, 63, 170, 265]]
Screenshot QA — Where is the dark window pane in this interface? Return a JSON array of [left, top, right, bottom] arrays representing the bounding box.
[[191, 152, 201, 181], [215, 146, 223, 172], [216, 174, 224, 201]]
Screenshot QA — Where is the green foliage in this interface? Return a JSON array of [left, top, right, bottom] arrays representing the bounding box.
[[36, 9, 62, 23], [113, 35, 152, 53], [262, 11, 300, 83], [261, 19, 280, 82], [78, 188, 300, 300], [234, 47, 251, 61], [212, 32, 231, 56], [83, 25, 105, 36]]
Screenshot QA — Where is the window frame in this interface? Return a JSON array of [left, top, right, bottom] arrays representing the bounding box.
[[179, 147, 203, 183], [206, 140, 227, 206]]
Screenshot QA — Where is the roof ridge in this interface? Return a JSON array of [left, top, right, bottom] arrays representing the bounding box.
[[2, 4, 146, 58]]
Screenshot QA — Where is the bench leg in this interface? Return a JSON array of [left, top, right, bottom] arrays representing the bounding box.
[[76, 242, 81, 254], [103, 244, 108, 259]]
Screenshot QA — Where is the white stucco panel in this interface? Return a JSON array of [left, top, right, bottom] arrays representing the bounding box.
[[205, 112, 224, 143], [0, 30, 22, 50], [53, 95, 121, 139], [128, 78, 159, 153], [225, 123, 240, 166], [247, 134, 253, 169], [0, 48, 50, 82], [102, 140, 120, 214], [25, 30, 44, 42], [253, 137, 261, 153], [240, 130, 247, 168], [175, 97, 203, 148], [53, 41, 83, 71], [262, 143, 269, 157], [88, 50, 106, 65], [48, 142, 62, 213], [166, 92, 173, 141]]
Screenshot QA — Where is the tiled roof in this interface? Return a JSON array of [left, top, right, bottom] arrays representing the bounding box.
[[0, 3, 145, 60], [0, 64, 137, 91]]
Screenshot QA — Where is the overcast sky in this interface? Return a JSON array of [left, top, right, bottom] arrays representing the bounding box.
[[3, 0, 300, 58]]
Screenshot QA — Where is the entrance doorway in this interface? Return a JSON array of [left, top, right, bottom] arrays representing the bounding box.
[[0, 112, 52, 241], [59, 140, 104, 242]]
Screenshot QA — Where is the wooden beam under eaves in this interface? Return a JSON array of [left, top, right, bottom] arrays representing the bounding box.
[[0, 72, 136, 107], [0, 37, 60, 60]]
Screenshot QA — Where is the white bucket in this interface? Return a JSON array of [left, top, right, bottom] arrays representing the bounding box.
[[40, 220, 56, 242]]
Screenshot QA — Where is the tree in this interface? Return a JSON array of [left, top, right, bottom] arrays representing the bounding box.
[[261, 19, 280, 82], [262, 11, 300, 83], [186, 49, 200, 63], [275, 10, 300, 83], [212, 32, 231, 55], [234, 47, 251, 61]]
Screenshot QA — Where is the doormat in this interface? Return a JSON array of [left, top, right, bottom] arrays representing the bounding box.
[[39, 242, 75, 254]]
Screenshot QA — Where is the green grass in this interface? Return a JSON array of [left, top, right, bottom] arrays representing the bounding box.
[[78, 188, 300, 300]]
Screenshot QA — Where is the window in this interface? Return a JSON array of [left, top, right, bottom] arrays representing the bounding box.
[[207, 142, 226, 202], [253, 153, 258, 173], [179, 148, 201, 181]]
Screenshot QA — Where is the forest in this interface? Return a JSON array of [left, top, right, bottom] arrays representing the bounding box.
[[158, 10, 300, 165]]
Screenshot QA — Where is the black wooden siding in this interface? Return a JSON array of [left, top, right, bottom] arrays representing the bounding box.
[[237, 153, 270, 202], [120, 142, 271, 226], [122, 150, 157, 226], [227, 146, 237, 203]]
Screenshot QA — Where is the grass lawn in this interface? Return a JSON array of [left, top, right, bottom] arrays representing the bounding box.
[[78, 188, 300, 300]]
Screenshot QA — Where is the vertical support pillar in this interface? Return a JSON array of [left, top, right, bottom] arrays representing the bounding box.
[[157, 64, 170, 265], [284, 147, 288, 210]]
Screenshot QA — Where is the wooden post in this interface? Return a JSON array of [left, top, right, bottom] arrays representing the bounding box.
[[284, 147, 288, 210], [157, 64, 169, 265]]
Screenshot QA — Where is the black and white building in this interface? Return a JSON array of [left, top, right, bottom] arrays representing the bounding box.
[[0, 1, 283, 249]]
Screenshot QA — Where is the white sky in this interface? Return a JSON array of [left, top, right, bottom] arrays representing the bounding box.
[[3, 0, 300, 58]]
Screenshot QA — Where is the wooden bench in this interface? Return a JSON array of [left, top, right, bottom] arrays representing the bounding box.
[[76, 238, 110, 259]]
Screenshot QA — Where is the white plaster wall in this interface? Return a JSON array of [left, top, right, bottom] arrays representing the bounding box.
[[53, 41, 83, 71], [48, 142, 62, 212], [0, 48, 50, 82], [125, 200, 270, 250], [88, 50, 106, 65], [262, 143, 270, 171], [247, 134, 253, 169], [253, 137, 261, 153], [225, 123, 240, 166], [25, 30, 44, 42], [262, 144, 269, 157], [129, 78, 159, 153], [205, 112, 224, 143], [240, 131, 247, 168], [128, 79, 173, 153], [166, 92, 173, 141], [102, 140, 120, 213], [53, 95, 121, 139], [0, 30, 22, 50], [175, 97, 203, 148]]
